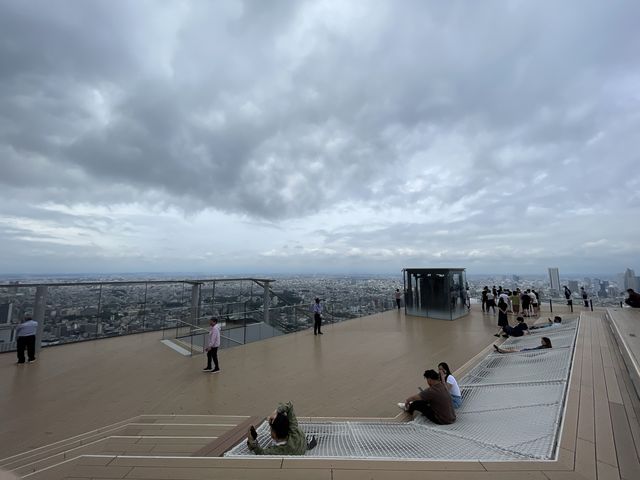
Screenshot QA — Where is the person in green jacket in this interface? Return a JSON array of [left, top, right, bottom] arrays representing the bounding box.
[[247, 402, 312, 455]]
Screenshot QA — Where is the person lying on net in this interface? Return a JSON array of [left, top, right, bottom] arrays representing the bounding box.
[[493, 337, 552, 354], [499, 316, 529, 338], [247, 402, 317, 455], [529, 316, 562, 330]]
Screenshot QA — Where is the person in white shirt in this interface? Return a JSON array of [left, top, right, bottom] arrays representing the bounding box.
[[438, 362, 462, 408], [312, 298, 323, 335], [16, 315, 38, 364], [203, 317, 221, 373]]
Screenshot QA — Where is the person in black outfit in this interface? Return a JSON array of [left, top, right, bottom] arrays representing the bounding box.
[[481, 287, 489, 313], [493, 299, 509, 336], [501, 316, 528, 337], [521, 290, 531, 316], [564, 286, 572, 306]]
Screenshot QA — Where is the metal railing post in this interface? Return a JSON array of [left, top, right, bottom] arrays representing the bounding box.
[[549, 299, 553, 313], [142, 282, 148, 329], [96, 284, 102, 338], [263, 281, 270, 325], [190, 283, 201, 324], [590, 299, 593, 311], [34, 285, 48, 356]]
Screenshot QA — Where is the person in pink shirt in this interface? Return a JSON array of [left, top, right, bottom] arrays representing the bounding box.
[[203, 317, 221, 373]]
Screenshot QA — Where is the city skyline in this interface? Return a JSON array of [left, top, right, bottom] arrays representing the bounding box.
[[1, 1, 639, 275]]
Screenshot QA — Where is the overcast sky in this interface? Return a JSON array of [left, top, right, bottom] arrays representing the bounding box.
[[0, 0, 638, 276]]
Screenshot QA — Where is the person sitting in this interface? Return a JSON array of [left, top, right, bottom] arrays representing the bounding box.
[[625, 289, 640, 308], [501, 316, 528, 338], [398, 369, 456, 425], [438, 362, 462, 408], [246, 402, 316, 455], [494, 337, 552, 354], [529, 316, 562, 330]]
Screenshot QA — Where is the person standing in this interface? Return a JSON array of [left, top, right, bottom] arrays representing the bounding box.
[[494, 298, 509, 336], [395, 289, 402, 310], [481, 287, 489, 313], [510, 289, 520, 314], [564, 286, 572, 306], [581, 287, 589, 307], [486, 290, 496, 314], [312, 298, 323, 335], [203, 317, 221, 373], [16, 315, 38, 365]]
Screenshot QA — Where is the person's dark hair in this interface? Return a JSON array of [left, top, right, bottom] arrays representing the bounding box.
[[423, 369, 440, 381], [541, 337, 552, 348], [210, 317, 218, 323], [553, 316, 562, 323], [438, 362, 451, 380], [516, 316, 524, 322], [270, 412, 289, 439], [628, 289, 635, 293]]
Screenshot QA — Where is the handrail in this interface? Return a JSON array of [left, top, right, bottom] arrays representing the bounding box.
[[0, 278, 275, 288]]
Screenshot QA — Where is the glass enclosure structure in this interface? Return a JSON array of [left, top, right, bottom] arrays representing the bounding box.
[[403, 268, 468, 320]]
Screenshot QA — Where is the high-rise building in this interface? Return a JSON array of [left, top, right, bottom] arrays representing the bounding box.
[[598, 280, 609, 298], [623, 268, 637, 291], [0, 303, 13, 324], [548, 268, 560, 293]]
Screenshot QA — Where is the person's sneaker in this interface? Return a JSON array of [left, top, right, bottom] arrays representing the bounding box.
[[493, 333, 500, 337], [397, 402, 408, 411], [501, 334, 509, 338], [202, 367, 213, 372], [211, 369, 221, 374], [307, 435, 318, 450], [28, 359, 36, 363], [318, 332, 323, 335]]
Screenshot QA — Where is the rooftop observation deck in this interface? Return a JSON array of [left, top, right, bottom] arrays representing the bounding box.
[[1, 305, 639, 479]]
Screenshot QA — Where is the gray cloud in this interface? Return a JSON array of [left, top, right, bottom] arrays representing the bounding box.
[[0, 0, 639, 274]]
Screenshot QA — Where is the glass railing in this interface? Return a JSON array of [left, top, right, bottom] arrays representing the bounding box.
[[0, 278, 399, 354]]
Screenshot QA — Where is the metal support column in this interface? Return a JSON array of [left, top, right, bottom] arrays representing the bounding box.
[[190, 283, 201, 324], [34, 285, 48, 355], [263, 281, 270, 325]]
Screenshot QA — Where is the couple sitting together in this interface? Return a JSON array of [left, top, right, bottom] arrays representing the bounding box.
[[397, 362, 461, 425]]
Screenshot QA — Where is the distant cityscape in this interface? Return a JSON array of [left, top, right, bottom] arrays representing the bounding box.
[[0, 268, 637, 351]]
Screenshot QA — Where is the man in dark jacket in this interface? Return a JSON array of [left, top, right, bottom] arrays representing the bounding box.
[[625, 289, 640, 308]]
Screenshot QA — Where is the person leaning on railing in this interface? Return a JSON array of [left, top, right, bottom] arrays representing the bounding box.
[[246, 402, 316, 455], [625, 289, 640, 308]]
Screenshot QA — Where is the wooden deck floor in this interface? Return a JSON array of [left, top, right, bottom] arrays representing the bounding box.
[[1, 306, 639, 479]]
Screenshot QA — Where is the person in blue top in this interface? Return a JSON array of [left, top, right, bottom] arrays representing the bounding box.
[[16, 315, 38, 364]]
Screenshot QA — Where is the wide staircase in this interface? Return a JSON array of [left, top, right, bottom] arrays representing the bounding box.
[[0, 414, 253, 479]]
